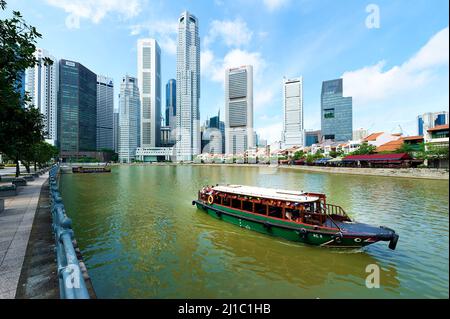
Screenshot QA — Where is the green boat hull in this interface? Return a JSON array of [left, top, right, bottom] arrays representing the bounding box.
[[193, 200, 387, 248]]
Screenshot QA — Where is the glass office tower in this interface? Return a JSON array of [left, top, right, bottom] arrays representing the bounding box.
[[58, 59, 97, 156], [320, 78, 352, 142]]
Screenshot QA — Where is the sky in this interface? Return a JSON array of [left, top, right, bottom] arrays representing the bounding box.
[[1, 0, 449, 143]]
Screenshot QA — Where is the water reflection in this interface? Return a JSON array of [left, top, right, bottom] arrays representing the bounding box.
[[60, 165, 448, 298]]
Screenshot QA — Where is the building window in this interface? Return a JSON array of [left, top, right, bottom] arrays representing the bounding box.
[[324, 108, 335, 119]]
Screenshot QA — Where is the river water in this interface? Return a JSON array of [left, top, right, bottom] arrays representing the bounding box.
[[60, 165, 449, 298]]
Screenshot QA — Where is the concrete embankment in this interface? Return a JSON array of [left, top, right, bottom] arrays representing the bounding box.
[[0, 169, 96, 299], [190, 163, 449, 180]]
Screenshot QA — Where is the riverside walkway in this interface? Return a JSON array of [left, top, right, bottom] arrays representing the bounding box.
[[0, 173, 49, 298]]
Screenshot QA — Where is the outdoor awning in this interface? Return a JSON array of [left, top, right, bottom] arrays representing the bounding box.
[[343, 153, 411, 162], [314, 158, 331, 164]]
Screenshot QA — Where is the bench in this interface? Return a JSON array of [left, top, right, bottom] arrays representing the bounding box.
[[12, 178, 27, 187], [0, 184, 17, 197]]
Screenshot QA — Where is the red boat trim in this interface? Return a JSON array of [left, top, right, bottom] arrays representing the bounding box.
[[209, 200, 340, 232], [194, 200, 339, 235]]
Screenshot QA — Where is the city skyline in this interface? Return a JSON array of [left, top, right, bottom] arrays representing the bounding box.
[[1, 0, 448, 143]]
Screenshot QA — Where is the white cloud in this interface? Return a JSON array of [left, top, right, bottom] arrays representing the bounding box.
[[263, 0, 290, 11], [204, 18, 253, 48], [257, 122, 283, 144], [46, 0, 143, 29], [129, 20, 178, 55], [342, 27, 449, 105], [254, 88, 276, 110]]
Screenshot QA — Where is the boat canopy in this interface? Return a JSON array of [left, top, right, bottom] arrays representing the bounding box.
[[212, 185, 320, 203]]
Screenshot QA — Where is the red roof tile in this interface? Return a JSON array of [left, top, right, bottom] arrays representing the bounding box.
[[363, 132, 383, 141], [427, 124, 449, 132], [343, 153, 411, 161], [376, 139, 404, 152]]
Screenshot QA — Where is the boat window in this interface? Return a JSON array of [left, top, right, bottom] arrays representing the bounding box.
[[268, 206, 283, 219], [254, 203, 266, 215], [222, 196, 230, 206], [231, 199, 241, 210], [242, 200, 253, 212]]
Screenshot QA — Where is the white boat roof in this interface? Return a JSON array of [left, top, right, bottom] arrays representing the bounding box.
[[212, 185, 320, 203]]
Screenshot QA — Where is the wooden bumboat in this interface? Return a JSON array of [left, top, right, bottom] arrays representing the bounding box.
[[72, 166, 111, 174], [192, 185, 399, 250]]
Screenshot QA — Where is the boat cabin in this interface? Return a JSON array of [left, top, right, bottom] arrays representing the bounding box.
[[198, 185, 351, 227]]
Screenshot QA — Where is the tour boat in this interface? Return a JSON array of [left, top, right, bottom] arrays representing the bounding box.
[[72, 166, 111, 174], [192, 185, 399, 250]]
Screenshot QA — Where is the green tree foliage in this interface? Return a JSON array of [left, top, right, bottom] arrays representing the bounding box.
[[1, 1, 53, 176], [292, 150, 305, 160], [329, 150, 343, 158], [425, 143, 449, 160], [351, 142, 377, 155]]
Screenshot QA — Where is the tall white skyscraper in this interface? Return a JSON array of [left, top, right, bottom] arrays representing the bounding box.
[[225, 65, 254, 155], [25, 48, 58, 144], [282, 77, 304, 147], [96, 75, 114, 151], [118, 75, 140, 163], [176, 11, 200, 161], [137, 38, 161, 148]]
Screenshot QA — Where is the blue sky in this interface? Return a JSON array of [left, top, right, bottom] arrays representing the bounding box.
[[2, 0, 448, 142]]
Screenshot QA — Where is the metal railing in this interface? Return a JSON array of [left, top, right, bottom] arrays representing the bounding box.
[[324, 203, 349, 218], [49, 164, 90, 299]]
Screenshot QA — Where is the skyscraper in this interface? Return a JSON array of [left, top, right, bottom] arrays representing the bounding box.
[[137, 38, 161, 148], [118, 75, 140, 163], [166, 79, 176, 144], [58, 59, 97, 158], [26, 48, 58, 143], [225, 65, 254, 155], [165, 79, 176, 128], [282, 77, 304, 147], [321, 78, 352, 141], [418, 111, 449, 136], [113, 111, 119, 153], [96, 75, 114, 151], [176, 11, 200, 161]]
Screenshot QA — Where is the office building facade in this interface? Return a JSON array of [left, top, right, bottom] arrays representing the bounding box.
[[165, 79, 176, 130], [26, 48, 58, 143], [96, 75, 114, 151], [176, 11, 201, 161], [118, 75, 140, 163], [282, 77, 304, 148], [418, 111, 449, 136], [113, 111, 119, 153], [304, 130, 322, 147], [321, 78, 352, 141], [57, 59, 97, 157], [225, 65, 254, 155], [137, 38, 161, 148]]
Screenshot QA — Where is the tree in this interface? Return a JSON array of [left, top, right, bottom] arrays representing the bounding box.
[[1, 1, 52, 176], [329, 150, 343, 158], [425, 143, 449, 160], [293, 150, 305, 160], [351, 142, 376, 155]]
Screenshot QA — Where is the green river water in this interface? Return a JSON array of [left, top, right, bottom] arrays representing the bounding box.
[[60, 165, 449, 298]]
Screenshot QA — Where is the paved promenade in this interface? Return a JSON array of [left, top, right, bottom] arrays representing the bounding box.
[[0, 173, 48, 298]]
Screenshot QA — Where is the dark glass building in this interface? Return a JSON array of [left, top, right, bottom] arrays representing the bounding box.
[[320, 79, 352, 141], [165, 79, 176, 127], [304, 130, 322, 147], [58, 59, 97, 157]]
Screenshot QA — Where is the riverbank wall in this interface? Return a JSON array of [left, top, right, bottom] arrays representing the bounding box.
[[112, 162, 448, 180]]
